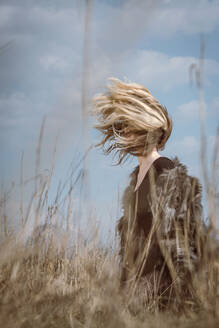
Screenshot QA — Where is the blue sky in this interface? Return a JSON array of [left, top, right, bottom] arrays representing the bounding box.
[[0, 0, 218, 234]]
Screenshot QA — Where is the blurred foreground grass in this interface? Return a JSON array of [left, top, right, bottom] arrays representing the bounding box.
[[0, 145, 218, 328], [0, 227, 218, 328]]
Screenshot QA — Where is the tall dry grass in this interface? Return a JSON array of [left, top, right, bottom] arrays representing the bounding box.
[[0, 2, 218, 324], [0, 114, 218, 327]]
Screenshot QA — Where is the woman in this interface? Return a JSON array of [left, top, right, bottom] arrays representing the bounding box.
[[90, 77, 205, 308]]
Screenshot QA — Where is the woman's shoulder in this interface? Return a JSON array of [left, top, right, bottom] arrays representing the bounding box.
[[152, 156, 175, 173], [128, 156, 174, 184]]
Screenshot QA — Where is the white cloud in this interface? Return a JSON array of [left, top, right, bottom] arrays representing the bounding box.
[[147, 0, 219, 38], [182, 136, 200, 150], [208, 134, 219, 158], [135, 51, 195, 91], [120, 50, 219, 92], [0, 5, 14, 28], [39, 55, 68, 71], [168, 136, 200, 155], [92, 0, 219, 51], [93, 0, 157, 53], [177, 100, 201, 120], [212, 98, 219, 117], [176, 97, 219, 122], [178, 100, 200, 119], [0, 93, 42, 127]]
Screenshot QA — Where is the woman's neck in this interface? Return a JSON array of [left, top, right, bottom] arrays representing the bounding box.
[[135, 147, 161, 192], [138, 147, 160, 169]]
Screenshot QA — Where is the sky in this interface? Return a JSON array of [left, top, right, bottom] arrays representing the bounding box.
[[0, 0, 218, 236]]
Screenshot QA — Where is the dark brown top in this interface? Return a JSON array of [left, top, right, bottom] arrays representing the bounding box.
[[133, 157, 175, 274], [135, 156, 174, 220], [118, 155, 205, 291]]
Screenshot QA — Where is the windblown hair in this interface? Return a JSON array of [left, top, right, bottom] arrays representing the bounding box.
[[89, 77, 172, 165]]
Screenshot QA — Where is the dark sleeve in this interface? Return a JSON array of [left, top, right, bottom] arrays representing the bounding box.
[[153, 157, 174, 175]]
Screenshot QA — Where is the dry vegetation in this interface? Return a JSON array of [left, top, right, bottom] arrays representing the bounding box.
[[0, 121, 218, 328], [0, 3, 218, 324]]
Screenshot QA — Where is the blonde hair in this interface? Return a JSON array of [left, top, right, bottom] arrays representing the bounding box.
[[89, 77, 172, 165]]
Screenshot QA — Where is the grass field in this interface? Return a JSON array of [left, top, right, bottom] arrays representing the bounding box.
[[0, 13, 218, 326], [0, 139, 218, 328], [0, 224, 218, 327]]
